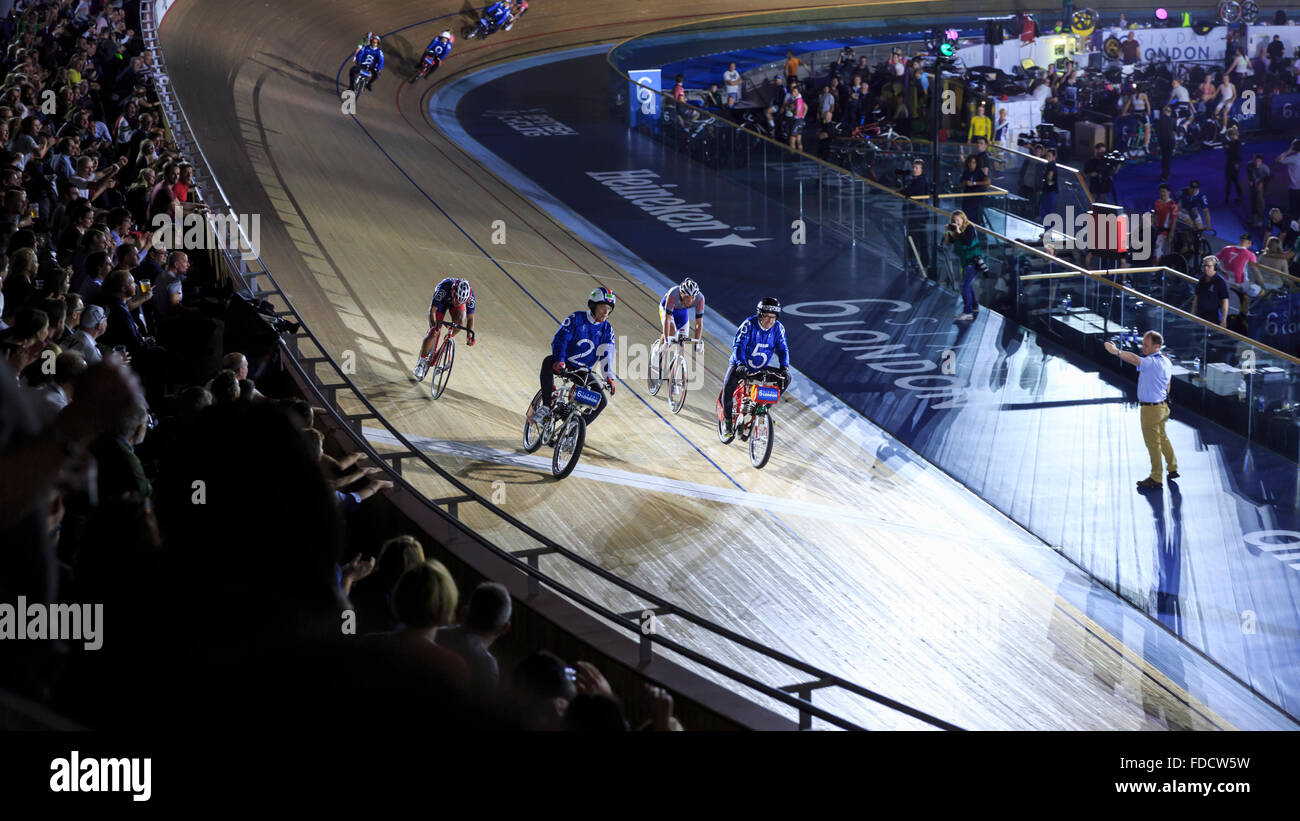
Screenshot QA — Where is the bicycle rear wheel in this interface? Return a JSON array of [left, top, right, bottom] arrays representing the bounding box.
[[668, 354, 688, 414], [523, 390, 546, 452], [749, 413, 774, 469], [431, 337, 455, 399], [552, 411, 586, 479], [647, 343, 664, 396]]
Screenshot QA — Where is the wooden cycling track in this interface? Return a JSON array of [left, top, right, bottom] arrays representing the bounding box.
[[157, 0, 1277, 729]]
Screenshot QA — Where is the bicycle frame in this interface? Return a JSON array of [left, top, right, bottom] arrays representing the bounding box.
[[431, 319, 475, 359]]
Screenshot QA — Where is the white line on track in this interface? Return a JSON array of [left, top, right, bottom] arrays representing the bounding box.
[[364, 426, 1047, 549]]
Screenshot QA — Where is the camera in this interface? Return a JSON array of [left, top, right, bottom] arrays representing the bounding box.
[[563, 666, 577, 683], [946, 222, 957, 233]]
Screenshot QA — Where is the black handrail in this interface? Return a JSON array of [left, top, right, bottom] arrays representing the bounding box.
[[140, 0, 961, 731]]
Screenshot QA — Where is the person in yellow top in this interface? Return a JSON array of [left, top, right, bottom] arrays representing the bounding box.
[[784, 50, 801, 85], [968, 101, 992, 143]]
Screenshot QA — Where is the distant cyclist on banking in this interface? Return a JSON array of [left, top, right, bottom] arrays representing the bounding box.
[[533, 287, 618, 424], [720, 297, 790, 436], [468, 1, 513, 38], [348, 34, 385, 94]]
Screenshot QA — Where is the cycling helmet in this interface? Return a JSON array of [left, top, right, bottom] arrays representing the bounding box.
[[587, 286, 616, 312], [370, 35, 381, 46], [679, 277, 699, 300], [453, 278, 472, 305], [757, 297, 781, 316], [440, 30, 452, 40]]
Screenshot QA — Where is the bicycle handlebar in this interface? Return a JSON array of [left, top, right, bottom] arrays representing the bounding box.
[[435, 320, 475, 343]]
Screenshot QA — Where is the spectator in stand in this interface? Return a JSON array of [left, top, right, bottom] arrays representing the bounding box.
[[510, 650, 577, 731], [967, 101, 991, 144], [960, 154, 989, 225], [65, 303, 106, 365], [1256, 236, 1291, 297], [59, 294, 84, 348], [349, 534, 425, 634], [784, 50, 801, 86], [1223, 125, 1243, 204], [75, 250, 111, 306], [723, 62, 741, 103], [1218, 234, 1261, 300], [1191, 255, 1230, 327], [1247, 154, 1271, 228], [1168, 77, 1190, 108], [438, 581, 512, 691], [784, 87, 806, 152], [671, 74, 685, 103], [0, 307, 48, 375], [26, 350, 87, 429], [1268, 35, 1286, 74], [1227, 46, 1249, 92], [1084, 143, 1115, 204], [1215, 73, 1237, 133], [818, 84, 836, 126], [1197, 74, 1217, 116], [1121, 32, 1141, 66], [1177, 179, 1211, 231], [1276, 139, 1300, 218], [1039, 148, 1059, 223], [768, 74, 786, 111], [378, 560, 468, 682], [994, 108, 1010, 148], [1153, 184, 1179, 260], [1018, 142, 1045, 212], [1157, 105, 1176, 182]]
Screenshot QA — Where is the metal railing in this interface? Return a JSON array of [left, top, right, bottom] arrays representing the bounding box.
[[139, 1, 959, 731]]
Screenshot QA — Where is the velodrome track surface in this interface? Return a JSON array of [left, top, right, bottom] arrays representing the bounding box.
[[158, 0, 1294, 728]]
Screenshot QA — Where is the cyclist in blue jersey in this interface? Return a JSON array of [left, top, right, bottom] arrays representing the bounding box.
[[424, 31, 454, 64], [720, 297, 790, 436], [533, 287, 617, 425], [1177, 179, 1212, 231], [348, 34, 385, 93], [414, 277, 477, 381], [651, 277, 705, 379], [471, 1, 512, 37]]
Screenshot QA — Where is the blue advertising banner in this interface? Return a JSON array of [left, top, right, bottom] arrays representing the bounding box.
[[1269, 93, 1300, 130], [1250, 291, 1300, 353], [628, 69, 662, 131]]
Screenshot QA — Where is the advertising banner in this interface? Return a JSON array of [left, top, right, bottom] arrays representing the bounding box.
[[628, 69, 662, 131]]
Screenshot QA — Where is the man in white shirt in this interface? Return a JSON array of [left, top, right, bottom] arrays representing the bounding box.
[[723, 62, 741, 102], [1275, 139, 1300, 218]]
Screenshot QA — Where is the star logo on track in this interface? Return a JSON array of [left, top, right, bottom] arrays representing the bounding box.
[[690, 233, 773, 248]]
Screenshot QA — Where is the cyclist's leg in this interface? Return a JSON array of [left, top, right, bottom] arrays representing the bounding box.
[[652, 303, 674, 374], [539, 355, 557, 401], [420, 306, 444, 360], [720, 362, 742, 422]]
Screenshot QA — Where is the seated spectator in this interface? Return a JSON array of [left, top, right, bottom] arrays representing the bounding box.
[[58, 293, 84, 347], [26, 350, 87, 428], [437, 581, 512, 690], [2, 246, 38, 318], [349, 534, 425, 634], [510, 650, 577, 730], [1256, 236, 1291, 296], [64, 303, 107, 365], [0, 307, 49, 376], [74, 249, 111, 306], [369, 560, 468, 679]]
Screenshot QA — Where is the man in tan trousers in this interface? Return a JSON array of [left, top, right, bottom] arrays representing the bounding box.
[[1104, 331, 1179, 490]]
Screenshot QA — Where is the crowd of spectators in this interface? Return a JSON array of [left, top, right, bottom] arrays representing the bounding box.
[[0, 1, 688, 732]]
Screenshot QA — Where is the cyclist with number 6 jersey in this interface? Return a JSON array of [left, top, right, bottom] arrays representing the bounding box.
[[720, 297, 790, 436], [414, 277, 476, 381], [534, 287, 617, 425]]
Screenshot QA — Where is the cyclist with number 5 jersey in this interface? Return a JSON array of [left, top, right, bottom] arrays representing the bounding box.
[[414, 277, 476, 381], [720, 297, 790, 436]]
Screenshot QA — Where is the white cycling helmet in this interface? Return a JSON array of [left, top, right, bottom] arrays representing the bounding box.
[[440, 30, 452, 40], [454, 278, 472, 305], [679, 277, 699, 299]]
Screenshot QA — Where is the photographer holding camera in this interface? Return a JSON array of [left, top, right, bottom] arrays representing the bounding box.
[[944, 210, 987, 321]]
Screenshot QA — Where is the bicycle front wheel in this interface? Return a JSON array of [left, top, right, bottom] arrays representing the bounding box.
[[552, 411, 586, 479], [668, 354, 688, 414], [431, 337, 455, 399], [749, 413, 774, 469]]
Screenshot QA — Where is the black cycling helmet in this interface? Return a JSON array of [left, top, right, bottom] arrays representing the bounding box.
[[757, 297, 781, 316]]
